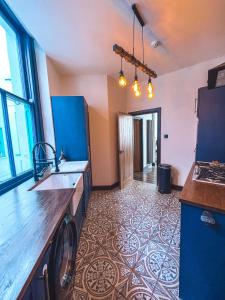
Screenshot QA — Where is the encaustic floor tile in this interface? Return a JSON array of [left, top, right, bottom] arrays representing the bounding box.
[[70, 181, 181, 299]]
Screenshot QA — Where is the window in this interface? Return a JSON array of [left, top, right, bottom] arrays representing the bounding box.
[[0, 3, 43, 194], [0, 128, 6, 157], [0, 15, 23, 97]]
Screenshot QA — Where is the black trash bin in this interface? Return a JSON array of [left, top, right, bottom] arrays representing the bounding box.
[[158, 164, 171, 194]]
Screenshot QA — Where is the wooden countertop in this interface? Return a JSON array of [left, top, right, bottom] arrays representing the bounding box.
[[0, 178, 74, 300], [180, 164, 225, 213]]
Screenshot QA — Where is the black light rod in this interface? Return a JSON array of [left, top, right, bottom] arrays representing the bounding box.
[[132, 4, 145, 27]]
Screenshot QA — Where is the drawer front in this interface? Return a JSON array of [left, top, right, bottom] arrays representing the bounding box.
[[179, 203, 225, 300]]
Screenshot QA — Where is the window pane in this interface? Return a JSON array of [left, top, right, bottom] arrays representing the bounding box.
[[7, 98, 34, 175], [0, 15, 24, 97], [0, 96, 12, 182]]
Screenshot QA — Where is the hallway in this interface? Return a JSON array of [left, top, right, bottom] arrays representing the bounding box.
[[69, 181, 180, 299], [134, 165, 157, 184]]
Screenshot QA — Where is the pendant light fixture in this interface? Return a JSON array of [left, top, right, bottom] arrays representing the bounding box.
[[132, 68, 141, 97], [113, 3, 157, 99], [147, 77, 154, 99], [118, 57, 127, 87]]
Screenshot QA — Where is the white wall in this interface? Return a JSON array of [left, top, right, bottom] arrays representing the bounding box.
[[46, 57, 62, 96], [59, 74, 112, 186], [126, 55, 225, 186], [107, 76, 126, 184], [35, 43, 55, 149], [58, 74, 127, 186]]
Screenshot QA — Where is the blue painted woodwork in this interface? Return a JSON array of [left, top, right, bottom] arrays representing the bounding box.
[[51, 95, 92, 212], [179, 203, 225, 300], [196, 86, 225, 163], [23, 245, 52, 300], [51, 96, 90, 161], [83, 169, 92, 213], [23, 206, 82, 299], [75, 193, 85, 238], [0, 0, 44, 195]]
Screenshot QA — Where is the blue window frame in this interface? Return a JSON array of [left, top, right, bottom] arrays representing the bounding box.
[[0, 1, 44, 195], [0, 128, 6, 157]]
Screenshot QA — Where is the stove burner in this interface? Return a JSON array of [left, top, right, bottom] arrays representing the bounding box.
[[193, 162, 225, 185]]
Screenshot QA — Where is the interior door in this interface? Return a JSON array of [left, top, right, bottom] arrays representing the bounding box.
[[118, 114, 133, 189], [133, 118, 143, 172]]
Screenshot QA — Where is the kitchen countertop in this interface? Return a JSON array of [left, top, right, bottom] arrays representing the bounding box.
[[180, 163, 225, 213], [0, 178, 74, 300]]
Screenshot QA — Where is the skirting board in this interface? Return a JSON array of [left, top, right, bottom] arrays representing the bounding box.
[[171, 184, 183, 191], [92, 182, 119, 191]]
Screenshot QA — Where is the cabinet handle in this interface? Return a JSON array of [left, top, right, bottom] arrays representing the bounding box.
[[194, 98, 198, 114], [43, 264, 50, 300], [200, 211, 216, 225]]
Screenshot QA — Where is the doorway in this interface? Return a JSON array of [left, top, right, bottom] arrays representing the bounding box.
[[130, 108, 161, 185]]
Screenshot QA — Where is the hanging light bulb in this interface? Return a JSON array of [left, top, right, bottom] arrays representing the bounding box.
[[119, 70, 127, 87], [132, 69, 141, 97], [147, 77, 154, 99], [118, 58, 127, 87]]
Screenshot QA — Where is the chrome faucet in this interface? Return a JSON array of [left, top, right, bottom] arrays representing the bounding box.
[[32, 142, 59, 181]]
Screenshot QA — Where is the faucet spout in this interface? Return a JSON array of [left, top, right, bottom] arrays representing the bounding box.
[[32, 142, 60, 181]]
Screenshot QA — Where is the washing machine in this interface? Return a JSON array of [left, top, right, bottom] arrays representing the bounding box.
[[23, 208, 79, 300]]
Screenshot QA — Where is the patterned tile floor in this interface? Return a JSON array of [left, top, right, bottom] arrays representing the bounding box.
[[134, 166, 157, 184], [68, 180, 180, 300]]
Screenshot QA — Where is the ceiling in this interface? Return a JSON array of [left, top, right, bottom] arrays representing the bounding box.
[[7, 0, 225, 80]]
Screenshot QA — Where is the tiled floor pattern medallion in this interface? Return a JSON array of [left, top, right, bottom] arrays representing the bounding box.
[[68, 181, 180, 299]]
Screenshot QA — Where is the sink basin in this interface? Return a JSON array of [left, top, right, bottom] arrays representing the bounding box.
[[31, 173, 83, 216], [32, 173, 82, 191]]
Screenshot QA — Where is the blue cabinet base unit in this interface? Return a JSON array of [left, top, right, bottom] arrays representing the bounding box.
[[23, 246, 52, 300], [83, 169, 92, 214], [75, 193, 86, 239], [179, 203, 225, 300]]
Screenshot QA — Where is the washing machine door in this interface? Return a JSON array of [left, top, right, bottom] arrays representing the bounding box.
[[49, 214, 77, 299]]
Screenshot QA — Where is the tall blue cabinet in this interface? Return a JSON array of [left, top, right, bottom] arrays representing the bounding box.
[[196, 86, 225, 162], [51, 96, 92, 213]]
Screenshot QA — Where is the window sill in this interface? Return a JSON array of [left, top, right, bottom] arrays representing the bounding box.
[[0, 170, 33, 196]]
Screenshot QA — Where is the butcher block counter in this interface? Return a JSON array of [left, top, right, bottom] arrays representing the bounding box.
[[180, 163, 225, 213], [179, 163, 225, 300], [0, 179, 74, 300]]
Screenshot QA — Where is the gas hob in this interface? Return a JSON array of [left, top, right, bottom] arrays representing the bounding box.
[[193, 162, 225, 186]]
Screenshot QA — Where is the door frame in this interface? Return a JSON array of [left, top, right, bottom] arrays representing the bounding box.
[[133, 118, 143, 172], [129, 107, 161, 167]]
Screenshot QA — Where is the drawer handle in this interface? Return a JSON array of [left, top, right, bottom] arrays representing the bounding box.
[[200, 211, 216, 225]]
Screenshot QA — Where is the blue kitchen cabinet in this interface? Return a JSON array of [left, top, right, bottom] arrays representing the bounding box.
[[179, 203, 225, 300], [196, 86, 225, 163], [75, 194, 85, 238], [23, 246, 52, 300], [51, 96, 90, 161], [83, 168, 91, 214], [51, 95, 92, 211]]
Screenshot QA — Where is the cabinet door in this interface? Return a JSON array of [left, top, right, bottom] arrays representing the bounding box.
[[75, 194, 85, 238], [179, 203, 225, 300], [29, 246, 52, 300], [83, 170, 92, 213], [196, 86, 225, 163], [51, 96, 89, 161]]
